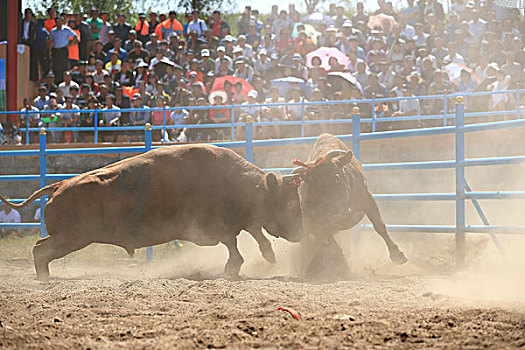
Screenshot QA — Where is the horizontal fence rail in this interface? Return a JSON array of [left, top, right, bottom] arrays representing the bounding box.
[[1, 93, 525, 266], [2, 89, 524, 145]]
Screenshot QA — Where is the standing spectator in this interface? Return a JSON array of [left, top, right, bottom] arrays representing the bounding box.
[[352, 2, 369, 26], [113, 14, 132, 43], [67, 19, 81, 68], [210, 11, 230, 39], [272, 10, 293, 40], [187, 10, 208, 39], [160, 11, 183, 40], [0, 206, 21, 238], [402, 0, 419, 26], [100, 95, 120, 142], [148, 12, 161, 35], [21, 8, 38, 81], [135, 13, 150, 44], [49, 16, 78, 84], [73, 13, 91, 60], [34, 19, 50, 81], [99, 11, 112, 45], [124, 30, 139, 52], [86, 8, 102, 52], [44, 7, 56, 35], [237, 6, 252, 36]]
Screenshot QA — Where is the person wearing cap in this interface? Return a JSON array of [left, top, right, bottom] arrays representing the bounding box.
[[72, 60, 88, 85], [128, 40, 149, 62], [233, 57, 253, 82], [123, 29, 138, 51], [216, 57, 234, 77], [134, 13, 150, 44], [49, 16, 78, 84], [254, 49, 271, 75], [239, 90, 261, 132], [34, 85, 50, 111], [236, 34, 253, 58], [209, 90, 230, 124], [96, 11, 111, 45], [215, 47, 232, 74], [393, 84, 420, 117], [102, 30, 115, 53], [199, 49, 215, 75], [85, 8, 102, 51]]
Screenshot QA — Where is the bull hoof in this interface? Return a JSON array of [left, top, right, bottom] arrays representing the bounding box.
[[261, 249, 277, 264], [390, 250, 408, 265]]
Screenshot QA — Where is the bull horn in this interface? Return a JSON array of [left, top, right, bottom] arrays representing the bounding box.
[[291, 167, 307, 175], [283, 174, 302, 184], [325, 150, 348, 159]]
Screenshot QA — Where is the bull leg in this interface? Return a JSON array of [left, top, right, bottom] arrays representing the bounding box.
[[300, 232, 350, 281], [246, 226, 276, 264], [222, 236, 244, 278], [33, 236, 90, 281], [364, 191, 408, 265]]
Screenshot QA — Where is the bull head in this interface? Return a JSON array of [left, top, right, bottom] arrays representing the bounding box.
[[291, 149, 353, 180]]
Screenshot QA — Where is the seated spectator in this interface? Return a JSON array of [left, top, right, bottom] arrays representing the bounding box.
[[34, 85, 50, 110], [60, 96, 80, 143], [79, 96, 97, 142], [100, 94, 120, 142], [0, 206, 21, 238]]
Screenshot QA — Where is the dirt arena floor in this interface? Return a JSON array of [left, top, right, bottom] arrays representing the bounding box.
[[1, 231, 524, 349]]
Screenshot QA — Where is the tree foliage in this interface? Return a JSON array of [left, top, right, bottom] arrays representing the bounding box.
[[176, 0, 234, 16]]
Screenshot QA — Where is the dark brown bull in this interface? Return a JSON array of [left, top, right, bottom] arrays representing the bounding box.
[[0, 145, 304, 280], [290, 134, 407, 279]]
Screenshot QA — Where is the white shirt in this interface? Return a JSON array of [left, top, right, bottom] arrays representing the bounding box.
[[0, 209, 21, 227], [23, 21, 31, 40], [187, 19, 207, 36], [58, 81, 80, 98]]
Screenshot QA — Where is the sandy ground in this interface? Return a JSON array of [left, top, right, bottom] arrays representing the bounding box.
[[1, 231, 525, 349]]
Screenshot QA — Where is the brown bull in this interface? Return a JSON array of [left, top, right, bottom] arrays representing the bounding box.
[[290, 134, 407, 279], [0, 144, 304, 280]]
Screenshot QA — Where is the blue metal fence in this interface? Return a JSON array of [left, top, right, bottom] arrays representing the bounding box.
[[1, 93, 525, 266], [2, 89, 524, 145]]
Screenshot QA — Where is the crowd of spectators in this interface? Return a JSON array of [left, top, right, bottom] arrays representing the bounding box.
[[5, 0, 525, 144]]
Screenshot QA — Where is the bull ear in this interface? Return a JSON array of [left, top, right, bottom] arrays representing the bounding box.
[[265, 173, 279, 192], [336, 150, 353, 166]]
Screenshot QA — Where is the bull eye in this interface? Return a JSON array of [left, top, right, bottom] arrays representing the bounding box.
[[335, 174, 341, 183], [287, 201, 296, 210]]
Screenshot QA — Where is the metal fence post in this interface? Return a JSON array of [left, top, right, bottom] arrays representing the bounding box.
[[162, 107, 167, 142], [245, 115, 254, 163], [455, 96, 466, 268], [94, 109, 98, 144], [371, 94, 376, 132], [25, 110, 30, 145], [351, 106, 362, 250], [352, 106, 361, 162], [301, 99, 305, 137], [230, 104, 235, 140], [517, 90, 520, 120], [144, 123, 153, 261], [443, 94, 448, 126], [39, 128, 47, 238]]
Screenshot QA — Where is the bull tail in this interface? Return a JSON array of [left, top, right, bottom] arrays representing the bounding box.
[[0, 183, 59, 209]]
